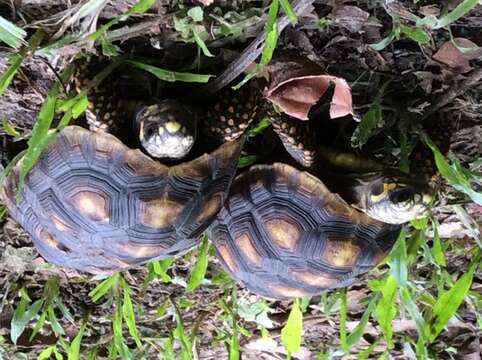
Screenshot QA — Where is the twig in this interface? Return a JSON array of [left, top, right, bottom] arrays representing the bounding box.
[[198, 0, 316, 96], [422, 67, 482, 120]]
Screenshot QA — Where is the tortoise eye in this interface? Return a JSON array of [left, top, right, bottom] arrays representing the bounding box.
[[389, 188, 414, 203]]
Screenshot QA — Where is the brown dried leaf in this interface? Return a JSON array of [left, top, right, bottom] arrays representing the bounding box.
[[264, 55, 353, 120], [433, 38, 482, 73], [333, 5, 369, 33]]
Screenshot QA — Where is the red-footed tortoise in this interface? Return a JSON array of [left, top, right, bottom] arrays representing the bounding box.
[[0, 56, 263, 273], [207, 161, 432, 300]]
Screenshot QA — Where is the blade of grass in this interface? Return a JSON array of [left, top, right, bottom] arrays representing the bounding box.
[[0, 30, 44, 96], [433, 0, 480, 29], [89, 273, 120, 302], [338, 289, 348, 354], [0, 16, 26, 49], [233, 0, 279, 89], [187, 235, 210, 292], [389, 229, 408, 287], [125, 60, 213, 83], [67, 320, 87, 360], [279, 0, 298, 25], [120, 277, 142, 347]]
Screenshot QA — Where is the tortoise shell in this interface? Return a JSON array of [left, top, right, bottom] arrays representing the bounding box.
[[1, 126, 244, 273], [207, 163, 400, 299]]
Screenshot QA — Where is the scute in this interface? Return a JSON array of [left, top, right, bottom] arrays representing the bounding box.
[[208, 163, 401, 299], [2, 126, 244, 273]]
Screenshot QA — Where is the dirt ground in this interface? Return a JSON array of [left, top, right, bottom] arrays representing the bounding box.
[[0, 1, 481, 359]]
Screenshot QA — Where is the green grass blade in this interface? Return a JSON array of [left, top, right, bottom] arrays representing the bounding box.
[[68, 321, 87, 360], [113, 296, 131, 360], [431, 219, 446, 266], [187, 235, 210, 292], [89, 273, 120, 302], [427, 250, 480, 341], [434, 0, 480, 29], [389, 229, 408, 287], [347, 294, 378, 347], [125, 60, 213, 83], [0, 16, 26, 49], [338, 290, 348, 353], [0, 30, 43, 96], [281, 298, 303, 355], [193, 32, 214, 57], [37, 346, 55, 360], [279, 0, 298, 25], [120, 277, 142, 347], [400, 288, 427, 340]]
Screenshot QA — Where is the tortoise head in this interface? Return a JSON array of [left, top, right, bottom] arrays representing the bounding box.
[[136, 100, 197, 160], [358, 175, 433, 224]]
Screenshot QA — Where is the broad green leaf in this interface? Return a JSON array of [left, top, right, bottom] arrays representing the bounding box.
[[89, 273, 120, 302], [2, 118, 20, 137], [351, 101, 383, 148], [431, 219, 446, 266], [375, 275, 397, 349], [187, 235, 210, 292], [11, 298, 44, 345], [281, 298, 303, 354], [433, 0, 480, 29], [126, 60, 213, 83], [410, 217, 428, 230], [399, 24, 430, 44], [279, 0, 298, 25], [427, 251, 480, 340], [71, 94, 89, 119], [120, 277, 142, 347], [187, 7, 204, 22], [389, 230, 408, 287], [0, 16, 26, 49], [30, 310, 47, 341], [68, 322, 87, 360]]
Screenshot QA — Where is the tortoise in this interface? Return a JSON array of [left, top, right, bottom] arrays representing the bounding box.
[[0, 56, 262, 273], [207, 162, 432, 299]]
